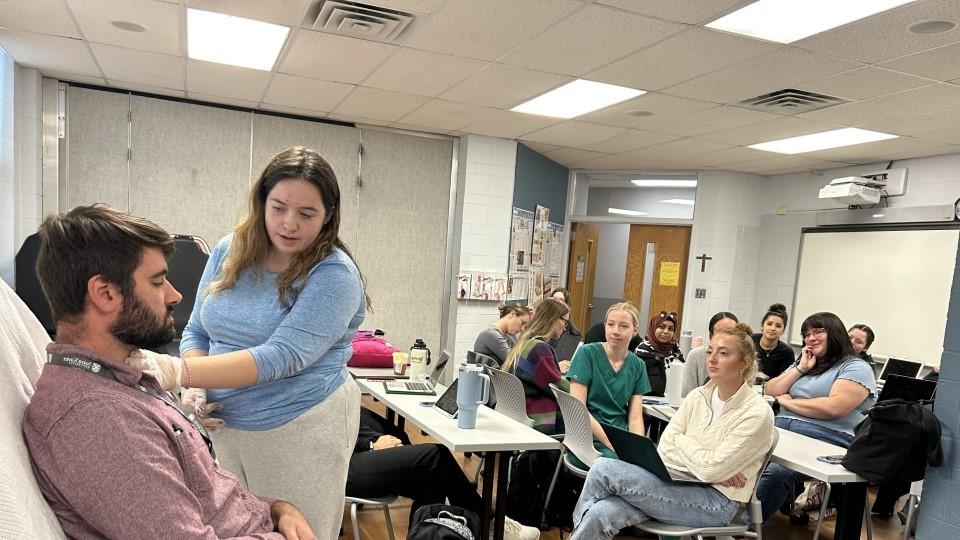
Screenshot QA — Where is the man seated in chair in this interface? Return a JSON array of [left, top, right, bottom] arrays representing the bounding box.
[[21, 204, 315, 539]]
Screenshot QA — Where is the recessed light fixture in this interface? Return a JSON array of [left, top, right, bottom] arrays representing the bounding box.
[[909, 20, 957, 34], [512, 79, 646, 119], [187, 8, 290, 71], [706, 0, 918, 43], [872, 213, 885, 218], [626, 109, 653, 117], [748, 128, 898, 154], [608, 208, 648, 216], [630, 179, 698, 188], [111, 20, 148, 33], [659, 198, 696, 206]]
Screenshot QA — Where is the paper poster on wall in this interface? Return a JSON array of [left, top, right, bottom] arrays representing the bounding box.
[[529, 267, 544, 301], [471, 273, 493, 300], [507, 272, 528, 301], [575, 256, 586, 283], [545, 222, 564, 277], [457, 273, 471, 299], [492, 275, 506, 301], [659, 261, 681, 287], [531, 205, 550, 267], [510, 208, 534, 273]]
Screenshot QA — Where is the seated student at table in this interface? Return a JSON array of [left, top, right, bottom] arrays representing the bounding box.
[[635, 311, 684, 397], [848, 323, 877, 370], [569, 322, 777, 539], [682, 311, 738, 397], [502, 298, 572, 435], [754, 303, 795, 379], [474, 304, 531, 365], [566, 302, 651, 459], [550, 287, 582, 338], [756, 311, 877, 522]]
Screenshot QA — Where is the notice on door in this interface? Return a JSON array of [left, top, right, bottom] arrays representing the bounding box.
[[659, 261, 680, 287]]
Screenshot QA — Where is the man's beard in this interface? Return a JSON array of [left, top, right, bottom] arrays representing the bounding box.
[[110, 293, 176, 349]]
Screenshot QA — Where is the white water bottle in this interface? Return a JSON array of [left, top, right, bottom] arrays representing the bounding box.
[[665, 357, 684, 405]]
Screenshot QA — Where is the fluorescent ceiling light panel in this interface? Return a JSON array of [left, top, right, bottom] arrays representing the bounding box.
[[608, 208, 648, 216], [748, 128, 898, 154], [706, 0, 917, 43], [512, 79, 645, 119], [660, 199, 696, 206], [187, 8, 290, 71], [630, 179, 698, 188]]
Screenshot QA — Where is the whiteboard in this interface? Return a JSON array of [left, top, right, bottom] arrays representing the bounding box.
[[790, 226, 960, 366]]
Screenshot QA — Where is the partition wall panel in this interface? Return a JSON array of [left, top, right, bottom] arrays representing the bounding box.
[[65, 86, 129, 211]]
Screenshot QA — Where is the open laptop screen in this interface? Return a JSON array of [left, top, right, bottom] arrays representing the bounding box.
[[878, 357, 923, 382]]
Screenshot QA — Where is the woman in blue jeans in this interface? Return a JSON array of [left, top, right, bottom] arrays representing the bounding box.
[[570, 323, 776, 539], [757, 311, 877, 521]]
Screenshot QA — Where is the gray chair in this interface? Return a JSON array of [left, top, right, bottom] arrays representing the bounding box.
[[343, 495, 397, 540], [542, 383, 604, 528], [629, 430, 780, 540], [485, 367, 535, 427]]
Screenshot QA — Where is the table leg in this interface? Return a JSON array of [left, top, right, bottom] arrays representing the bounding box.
[[480, 452, 495, 540], [833, 482, 868, 540], [493, 451, 510, 540]]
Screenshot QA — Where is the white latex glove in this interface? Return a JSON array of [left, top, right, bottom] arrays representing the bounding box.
[[182, 388, 224, 431], [127, 349, 184, 391]]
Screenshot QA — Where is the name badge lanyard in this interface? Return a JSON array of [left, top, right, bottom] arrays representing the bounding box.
[[48, 352, 217, 459]]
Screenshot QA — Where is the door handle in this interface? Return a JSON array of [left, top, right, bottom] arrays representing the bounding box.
[[587, 304, 594, 310]]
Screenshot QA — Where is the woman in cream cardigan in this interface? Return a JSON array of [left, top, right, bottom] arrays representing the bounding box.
[[569, 322, 776, 539]]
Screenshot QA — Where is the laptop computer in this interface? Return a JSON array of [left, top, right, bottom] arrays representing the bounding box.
[[878, 357, 923, 384], [383, 377, 436, 395], [877, 374, 937, 402], [600, 423, 707, 485], [554, 333, 582, 362]]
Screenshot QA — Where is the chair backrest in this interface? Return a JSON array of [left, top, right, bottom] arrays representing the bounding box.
[[14, 232, 54, 337], [0, 280, 67, 539], [486, 367, 534, 427], [166, 235, 210, 337], [747, 430, 781, 528], [550, 384, 603, 468]]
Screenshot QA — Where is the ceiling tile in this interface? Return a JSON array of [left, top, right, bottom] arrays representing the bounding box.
[[388, 122, 454, 135], [461, 110, 562, 139], [915, 128, 960, 145], [665, 48, 861, 104], [720, 156, 851, 175], [799, 84, 960, 126], [106, 81, 184, 98], [186, 60, 273, 102], [439, 63, 571, 109], [594, 0, 749, 25], [859, 107, 960, 136], [262, 73, 355, 113], [578, 92, 717, 128], [187, 0, 313, 27], [521, 121, 627, 147], [50, 72, 107, 86], [189, 92, 259, 109], [543, 147, 607, 166], [0, 0, 80, 38], [801, 136, 957, 164], [371, 0, 447, 14], [0, 29, 102, 78], [333, 87, 431, 122], [577, 129, 680, 153], [640, 106, 782, 137], [500, 4, 685, 76], [625, 138, 732, 161], [91, 44, 184, 90], [587, 27, 777, 92], [572, 153, 665, 170], [403, 0, 581, 61], [878, 42, 960, 82], [278, 30, 396, 84], [520, 142, 562, 155], [696, 146, 772, 166], [795, 0, 960, 64], [67, 0, 182, 55], [697, 116, 847, 146], [397, 99, 496, 131], [797, 66, 934, 101], [363, 48, 487, 97]]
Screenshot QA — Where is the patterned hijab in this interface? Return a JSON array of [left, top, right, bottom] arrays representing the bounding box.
[[646, 311, 678, 356]]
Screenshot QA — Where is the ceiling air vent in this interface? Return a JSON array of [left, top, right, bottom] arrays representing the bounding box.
[[310, 0, 415, 43], [737, 89, 850, 114]]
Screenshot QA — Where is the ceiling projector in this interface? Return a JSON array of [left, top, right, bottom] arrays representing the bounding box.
[[819, 176, 884, 205]]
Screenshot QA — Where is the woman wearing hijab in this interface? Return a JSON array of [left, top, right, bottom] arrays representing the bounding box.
[[635, 311, 684, 397]]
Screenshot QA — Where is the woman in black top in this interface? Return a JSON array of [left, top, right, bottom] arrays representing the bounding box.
[[848, 323, 877, 369], [753, 303, 794, 378], [635, 311, 684, 396]]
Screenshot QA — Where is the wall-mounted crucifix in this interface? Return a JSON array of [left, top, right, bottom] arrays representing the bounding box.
[[696, 253, 712, 272]]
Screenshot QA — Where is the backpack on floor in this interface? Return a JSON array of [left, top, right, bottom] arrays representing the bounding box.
[[505, 449, 583, 531], [407, 504, 481, 540]]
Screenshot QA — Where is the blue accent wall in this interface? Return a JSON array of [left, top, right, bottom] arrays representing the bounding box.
[[917, 236, 960, 538], [513, 143, 569, 224]]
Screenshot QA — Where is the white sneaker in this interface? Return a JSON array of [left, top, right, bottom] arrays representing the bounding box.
[[503, 516, 540, 540]]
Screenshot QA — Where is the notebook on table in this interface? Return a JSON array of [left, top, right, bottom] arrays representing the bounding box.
[[600, 423, 707, 485]]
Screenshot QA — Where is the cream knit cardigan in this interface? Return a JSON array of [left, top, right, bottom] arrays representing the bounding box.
[[657, 380, 777, 502]]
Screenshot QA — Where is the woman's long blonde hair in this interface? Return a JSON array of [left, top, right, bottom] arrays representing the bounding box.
[[712, 322, 758, 385], [208, 146, 369, 308], [502, 298, 569, 372]]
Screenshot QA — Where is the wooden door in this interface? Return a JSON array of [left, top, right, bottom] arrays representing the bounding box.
[[566, 223, 599, 332], [623, 225, 691, 329]]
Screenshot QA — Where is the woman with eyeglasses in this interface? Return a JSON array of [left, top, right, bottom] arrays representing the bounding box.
[[754, 303, 795, 378], [502, 297, 572, 435], [635, 311, 685, 397], [755, 312, 877, 522]]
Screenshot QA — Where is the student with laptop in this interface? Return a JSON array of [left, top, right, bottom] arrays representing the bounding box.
[[756, 312, 877, 522], [569, 322, 776, 539]]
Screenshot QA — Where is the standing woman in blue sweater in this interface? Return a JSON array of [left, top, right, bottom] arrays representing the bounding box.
[[128, 146, 368, 539]]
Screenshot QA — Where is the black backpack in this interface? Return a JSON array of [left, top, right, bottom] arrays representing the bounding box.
[[407, 504, 481, 540], [842, 398, 943, 483], [505, 449, 583, 530]]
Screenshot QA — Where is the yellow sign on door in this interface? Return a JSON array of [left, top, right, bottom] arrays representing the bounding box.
[[659, 261, 680, 287]]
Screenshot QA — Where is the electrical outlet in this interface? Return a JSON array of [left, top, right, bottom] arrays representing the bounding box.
[[695, 288, 707, 299]]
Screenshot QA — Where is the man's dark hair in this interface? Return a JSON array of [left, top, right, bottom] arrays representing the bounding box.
[[36, 204, 173, 324]]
